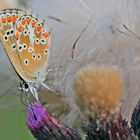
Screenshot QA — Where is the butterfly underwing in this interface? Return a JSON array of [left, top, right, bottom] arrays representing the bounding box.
[[0, 9, 51, 100]]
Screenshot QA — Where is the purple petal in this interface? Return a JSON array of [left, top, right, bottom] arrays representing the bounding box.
[[27, 102, 50, 129]]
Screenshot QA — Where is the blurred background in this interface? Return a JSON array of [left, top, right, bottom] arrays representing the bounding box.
[[1, 0, 140, 139], [0, 0, 90, 139]]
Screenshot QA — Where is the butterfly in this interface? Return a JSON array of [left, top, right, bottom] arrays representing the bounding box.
[[0, 8, 54, 100]]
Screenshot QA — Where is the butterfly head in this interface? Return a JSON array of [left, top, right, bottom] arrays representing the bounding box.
[[19, 80, 29, 93]]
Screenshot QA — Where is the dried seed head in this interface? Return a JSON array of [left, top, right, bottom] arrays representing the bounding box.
[[74, 65, 124, 117]]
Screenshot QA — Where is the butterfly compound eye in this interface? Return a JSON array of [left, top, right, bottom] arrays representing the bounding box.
[[24, 82, 29, 89]]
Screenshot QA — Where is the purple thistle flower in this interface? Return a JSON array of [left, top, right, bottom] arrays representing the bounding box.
[[108, 113, 137, 140], [27, 102, 50, 129], [27, 102, 82, 140]]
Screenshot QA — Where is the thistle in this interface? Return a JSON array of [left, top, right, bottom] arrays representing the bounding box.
[[86, 113, 137, 140], [131, 99, 140, 139], [74, 65, 137, 139], [27, 102, 82, 140]]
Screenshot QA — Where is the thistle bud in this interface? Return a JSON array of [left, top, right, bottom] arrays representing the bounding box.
[[86, 113, 137, 140], [131, 99, 140, 139]]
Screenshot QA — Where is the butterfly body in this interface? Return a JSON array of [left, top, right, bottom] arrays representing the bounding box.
[[0, 9, 51, 100]]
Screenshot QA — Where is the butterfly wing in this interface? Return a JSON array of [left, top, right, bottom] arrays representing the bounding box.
[[0, 9, 51, 84], [0, 9, 27, 79]]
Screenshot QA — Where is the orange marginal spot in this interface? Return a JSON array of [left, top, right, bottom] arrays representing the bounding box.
[[15, 32, 19, 40], [17, 25, 23, 32], [27, 18, 31, 24], [42, 33, 49, 38], [2, 17, 7, 23], [12, 16, 18, 23], [21, 19, 26, 25], [31, 21, 37, 27], [7, 16, 12, 22], [46, 44, 49, 49], [36, 25, 43, 31]]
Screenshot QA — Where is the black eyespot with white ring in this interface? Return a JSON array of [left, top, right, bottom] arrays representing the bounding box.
[[32, 18, 36, 22], [4, 35, 8, 41], [44, 49, 48, 54], [37, 54, 41, 60], [18, 45, 23, 52], [35, 38, 39, 44], [21, 16, 25, 21], [24, 59, 29, 65], [26, 16, 30, 19], [10, 29, 14, 35], [32, 53, 36, 60], [37, 23, 41, 26], [12, 13, 16, 17], [6, 13, 10, 17], [28, 47, 34, 53], [23, 44, 27, 49], [6, 30, 10, 36], [42, 29, 45, 33], [40, 38, 46, 45], [11, 44, 16, 51], [23, 30, 28, 36]]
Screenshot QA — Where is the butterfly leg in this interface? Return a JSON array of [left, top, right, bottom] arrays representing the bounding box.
[[41, 83, 60, 95]]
